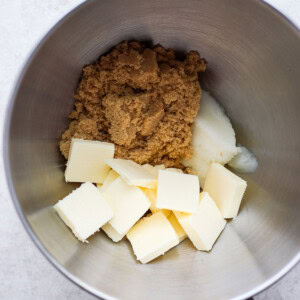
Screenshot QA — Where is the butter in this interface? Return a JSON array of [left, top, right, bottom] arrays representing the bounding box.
[[168, 212, 187, 243], [103, 177, 151, 236], [102, 222, 124, 242], [156, 170, 199, 213], [142, 164, 166, 178], [54, 182, 113, 242], [174, 192, 226, 251], [106, 159, 156, 188], [204, 163, 247, 218], [65, 139, 114, 183], [97, 169, 119, 193], [142, 188, 171, 217], [127, 211, 179, 264]]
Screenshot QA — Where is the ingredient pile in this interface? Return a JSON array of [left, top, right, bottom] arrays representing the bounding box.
[[60, 41, 206, 167], [54, 41, 257, 264]]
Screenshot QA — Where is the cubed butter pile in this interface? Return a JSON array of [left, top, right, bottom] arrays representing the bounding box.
[[54, 138, 247, 263]]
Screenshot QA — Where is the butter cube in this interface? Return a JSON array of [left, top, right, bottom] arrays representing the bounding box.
[[97, 169, 119, 193], [142, 164, 165, 178], [54, 182, 113, 242], [174, 192, 226, 251], [168, 212, 187, 242], [65, 139, 114, 183], [106, 159, 156, 188], [127, 211, 179, 264], [204, 163, 247, 218], [102, 223, 124, 242], [142, 188, 171, 217], [156, 170, 199, 213], [103, 177, 151, 237]]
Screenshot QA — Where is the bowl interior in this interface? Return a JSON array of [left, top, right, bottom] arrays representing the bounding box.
[[6, 0, 300, 299]]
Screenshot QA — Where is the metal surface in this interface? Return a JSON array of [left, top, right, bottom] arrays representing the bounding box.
[[4, 0, 300, 299]]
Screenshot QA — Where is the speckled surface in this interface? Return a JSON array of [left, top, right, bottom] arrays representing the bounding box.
[[0, 0, 299, 299]]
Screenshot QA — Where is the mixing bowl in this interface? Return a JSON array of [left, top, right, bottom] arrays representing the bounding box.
[[4, 0, 300, 299]]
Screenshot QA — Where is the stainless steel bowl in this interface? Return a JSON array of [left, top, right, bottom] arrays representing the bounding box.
[[4, 0, 300, 299]]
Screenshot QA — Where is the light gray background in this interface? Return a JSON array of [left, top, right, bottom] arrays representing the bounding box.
[[0, 0, 299, 299]]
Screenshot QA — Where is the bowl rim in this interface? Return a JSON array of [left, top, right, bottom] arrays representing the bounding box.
[[3, 0, 300, 299]]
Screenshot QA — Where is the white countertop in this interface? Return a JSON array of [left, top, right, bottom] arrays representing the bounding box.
[[0, 0, 299, 299]]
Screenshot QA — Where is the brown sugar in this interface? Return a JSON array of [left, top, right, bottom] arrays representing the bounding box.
[[60, 41, 206, 167]]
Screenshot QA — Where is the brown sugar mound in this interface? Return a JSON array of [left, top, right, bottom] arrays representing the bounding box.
[[60, 41, 206, 167]]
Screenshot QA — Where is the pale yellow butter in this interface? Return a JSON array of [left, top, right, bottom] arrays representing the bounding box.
[[65, 139, 114, 183], [97, 169, 119, 193], [127, 211, 179, 264], [54, 182, 113, 242], [156, 170, 199, 213], [106, 159, 156, 189], [204, 163, 247, 218], [102, 222, 124, 242], [142, 188, 171, 217], [168, 212, 187, 243], [103, 177, 151, 236], [174, 192, 226, 251], [142, 164, 166, 178]]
